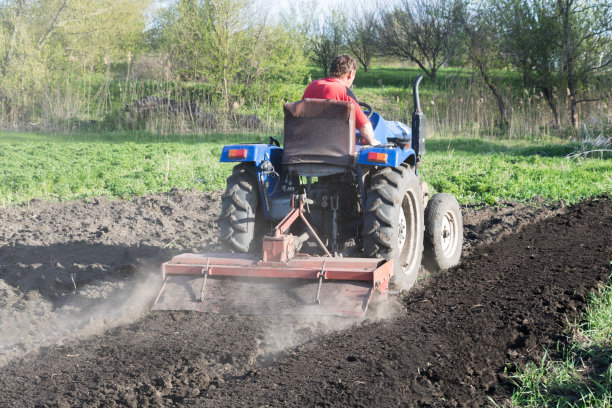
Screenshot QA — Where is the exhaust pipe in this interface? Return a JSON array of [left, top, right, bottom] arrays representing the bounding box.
[[411, 75, 426, 157]]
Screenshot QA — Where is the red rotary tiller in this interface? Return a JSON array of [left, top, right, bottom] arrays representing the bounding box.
[[152, 194, 391, 317]]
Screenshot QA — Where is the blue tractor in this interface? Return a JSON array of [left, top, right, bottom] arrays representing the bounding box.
[[218, 76, 463, 288], [152, 76, 463, 317]]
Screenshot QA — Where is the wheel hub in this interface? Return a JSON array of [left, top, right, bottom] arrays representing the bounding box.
[[398, 209, 407, 250], [398, 189, 422, 277], [440, 211, 457, 257]]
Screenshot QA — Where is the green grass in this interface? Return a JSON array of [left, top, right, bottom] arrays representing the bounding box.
[[0, 131, 270, 205], [510, 274, 612, 407], [1, 130, 610, 206], [420, 138, 612, 205]]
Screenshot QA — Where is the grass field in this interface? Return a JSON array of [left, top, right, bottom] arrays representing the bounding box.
[[0, 132, 248, 206], [422, 138, 611, 205], [1, 130, 609, 207]]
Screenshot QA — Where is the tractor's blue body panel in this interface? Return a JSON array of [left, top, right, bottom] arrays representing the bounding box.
[[357, 112, 412, 146], [220, 144, 283, 166], [357, 146, 416, 167], [356, 112, 416, 167]]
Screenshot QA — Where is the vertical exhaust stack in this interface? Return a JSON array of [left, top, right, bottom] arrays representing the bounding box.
[[411, 75, 426, 158]]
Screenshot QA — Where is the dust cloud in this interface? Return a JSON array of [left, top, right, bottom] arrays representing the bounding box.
[[191, 273, 403, 362], [254, 289, 404, 362], [0, 268, 161, 367]]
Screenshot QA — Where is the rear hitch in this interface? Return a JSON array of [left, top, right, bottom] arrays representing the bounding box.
[[262, 193, 331, 262]]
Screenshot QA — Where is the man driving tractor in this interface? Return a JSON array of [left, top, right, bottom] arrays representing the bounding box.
[[303, 54, 381, 146]]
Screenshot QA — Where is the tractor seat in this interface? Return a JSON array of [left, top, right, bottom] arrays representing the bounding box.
[[282, 99, 356, 176]]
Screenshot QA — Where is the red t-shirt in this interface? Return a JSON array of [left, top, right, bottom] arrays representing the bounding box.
[[302, 78, 369, 129]]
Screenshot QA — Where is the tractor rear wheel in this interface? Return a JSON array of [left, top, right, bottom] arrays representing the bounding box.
[[362, 164, 424, 289], [424, 193, 463, 271], [218, 163, 266, 253]]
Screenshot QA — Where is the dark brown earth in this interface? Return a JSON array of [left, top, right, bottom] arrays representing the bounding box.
[[0, 191, 609, 407]]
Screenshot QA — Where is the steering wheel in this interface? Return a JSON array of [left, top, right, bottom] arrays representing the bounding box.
[[358, 101, 373, 119]]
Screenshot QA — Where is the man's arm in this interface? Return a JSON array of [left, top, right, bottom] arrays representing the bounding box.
[[347, 92, 379, 145], [359, 122, 381, 146]]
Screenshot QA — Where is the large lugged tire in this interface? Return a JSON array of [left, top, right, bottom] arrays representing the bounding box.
[[424, 193, 463, 271], [362, 164, 424, 289], [218, 163, 266, 252]]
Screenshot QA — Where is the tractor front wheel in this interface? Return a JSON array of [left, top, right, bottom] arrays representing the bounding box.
[[362, 164, 424, 289], [423, 193, 463, 271], [218, 163, 266, 253]]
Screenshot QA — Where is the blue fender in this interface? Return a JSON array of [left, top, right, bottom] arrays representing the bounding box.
[[357, 112, 416, 167], [220, 144, 283, 165], [220, 144, 283, 220], [357, 145, 416, 167]]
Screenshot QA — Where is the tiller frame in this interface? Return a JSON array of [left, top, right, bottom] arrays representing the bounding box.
[[152, 194, 391, 317]]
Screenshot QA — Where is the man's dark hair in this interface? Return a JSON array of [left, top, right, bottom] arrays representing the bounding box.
[[329, 54, 358, 77]]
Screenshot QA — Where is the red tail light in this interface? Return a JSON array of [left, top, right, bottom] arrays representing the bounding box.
[[228, 149, 247, 159], [367, 152, 388, 163]]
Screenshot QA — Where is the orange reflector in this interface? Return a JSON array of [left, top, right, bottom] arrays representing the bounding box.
[[228, 149, 247, 159], [367, 152, 388, 163]]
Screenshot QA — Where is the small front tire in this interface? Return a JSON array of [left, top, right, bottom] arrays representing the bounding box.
[[423, 193, 463, 271]]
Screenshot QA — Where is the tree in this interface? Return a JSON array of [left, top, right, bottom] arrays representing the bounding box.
[[456, 0, 510, 128], [153, 0, 209, 79], [556, 0, 611, 126], [156, 0, 306, 110], [497, 0, 611, 127], [346, 3, 378, 72], [378, 0, 459, 80], [498, 0, 564, 127], [0, 0, 150, 123], [305, 10, 346, 77], [0, 1, 46, 105]]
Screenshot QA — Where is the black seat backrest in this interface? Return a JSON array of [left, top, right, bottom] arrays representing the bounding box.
[[282, 99, 355, 167]]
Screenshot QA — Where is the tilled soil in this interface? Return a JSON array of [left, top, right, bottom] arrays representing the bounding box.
[[0, 191, 609, 407]]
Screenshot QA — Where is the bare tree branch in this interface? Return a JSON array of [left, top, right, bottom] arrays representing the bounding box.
[[38, 0, 68, 48], [377, 0, 459, 80]]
